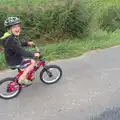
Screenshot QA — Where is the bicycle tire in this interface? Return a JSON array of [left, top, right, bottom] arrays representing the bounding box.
[[0, 77, 21, 100], [39, 65, 62, 84]]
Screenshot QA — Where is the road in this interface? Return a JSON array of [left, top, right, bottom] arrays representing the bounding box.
[[1, 46, 120, 120]]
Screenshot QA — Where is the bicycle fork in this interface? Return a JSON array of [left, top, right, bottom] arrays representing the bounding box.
[[43, 66, 53, 77]]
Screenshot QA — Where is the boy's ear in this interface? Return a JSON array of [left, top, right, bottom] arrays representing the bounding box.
[[7, 28, 10, 31], [7, 26, 12, 30]]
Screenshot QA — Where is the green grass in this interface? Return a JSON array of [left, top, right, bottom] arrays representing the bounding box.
[[1, 30, 120, 70]]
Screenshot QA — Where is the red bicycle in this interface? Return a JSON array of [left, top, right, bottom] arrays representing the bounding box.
[[0, 44, 62, 99]]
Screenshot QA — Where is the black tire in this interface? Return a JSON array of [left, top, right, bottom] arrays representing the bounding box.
[[40, 65, 62, 84], [0, 77, 21, 100]]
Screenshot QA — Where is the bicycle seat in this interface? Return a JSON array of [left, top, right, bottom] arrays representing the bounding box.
[[9, 64, 30, 70], [9, 65, 25, 70], [10, 67, 16, 70], [9, 60, 31, 70], [10, 66, 21, 70]]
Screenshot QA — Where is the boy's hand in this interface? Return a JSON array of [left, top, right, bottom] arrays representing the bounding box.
[[28, 42, 34, 46], [34, 52, 40, 58]]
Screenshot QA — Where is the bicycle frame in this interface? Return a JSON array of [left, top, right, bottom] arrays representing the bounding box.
[[7, 43, 47, 92], [7, 57, 46, 92]]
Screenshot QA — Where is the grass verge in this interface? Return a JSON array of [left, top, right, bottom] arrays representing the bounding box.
[[0, 30, 120, 70]]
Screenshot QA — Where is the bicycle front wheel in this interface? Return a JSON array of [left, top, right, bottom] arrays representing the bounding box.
[[39, 65, 62, 84]]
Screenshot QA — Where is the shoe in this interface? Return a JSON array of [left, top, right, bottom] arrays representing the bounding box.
[[18, 79, 32, 85]]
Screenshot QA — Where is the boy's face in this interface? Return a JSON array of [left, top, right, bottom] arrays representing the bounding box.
[[10, 24, 21, 36]]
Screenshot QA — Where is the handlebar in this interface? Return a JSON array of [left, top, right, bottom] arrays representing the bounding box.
[[32, 43, 44, 60], [32, 43, 40, 53]]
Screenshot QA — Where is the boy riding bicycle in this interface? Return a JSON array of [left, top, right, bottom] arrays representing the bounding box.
[[0, 17, 40, 85]]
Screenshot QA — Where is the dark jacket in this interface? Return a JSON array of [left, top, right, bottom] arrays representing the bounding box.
[[0, 32, 34, 66]]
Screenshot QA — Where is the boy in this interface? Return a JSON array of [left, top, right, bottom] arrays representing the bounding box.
[[0, 17, 40, 85]]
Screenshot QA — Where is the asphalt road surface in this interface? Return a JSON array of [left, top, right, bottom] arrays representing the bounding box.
[[1, 46, 120, 120]]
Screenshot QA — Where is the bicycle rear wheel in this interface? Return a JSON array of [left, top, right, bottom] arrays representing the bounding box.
[[0, 77, 21, 99]]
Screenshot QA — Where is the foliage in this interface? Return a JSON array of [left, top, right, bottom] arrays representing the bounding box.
[[1, 30, 120, 70], [0, 0, 90, 43], [99, 5, 120, 31]]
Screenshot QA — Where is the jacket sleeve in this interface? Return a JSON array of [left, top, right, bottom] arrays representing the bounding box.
[[12, 40, 34, 58], [21, 41, 29, 47]]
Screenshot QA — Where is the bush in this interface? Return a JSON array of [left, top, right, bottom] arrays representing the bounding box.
[[99, 5, 120, 31], [0, 8, 7, 37], [0, 0, 90, 43]]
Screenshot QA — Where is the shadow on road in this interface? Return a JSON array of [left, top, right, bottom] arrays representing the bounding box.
[[91, 107, 120, 120]]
